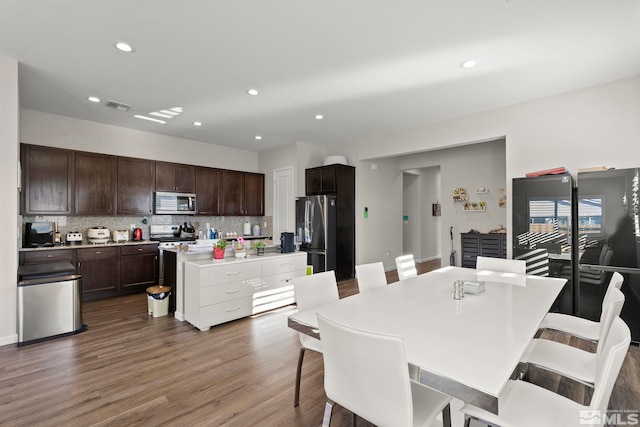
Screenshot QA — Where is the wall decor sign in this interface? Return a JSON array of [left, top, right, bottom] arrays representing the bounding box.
[[499, 188, 507, 207]]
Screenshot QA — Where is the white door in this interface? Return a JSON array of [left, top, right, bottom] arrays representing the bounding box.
[[273, 166, 294, 243]]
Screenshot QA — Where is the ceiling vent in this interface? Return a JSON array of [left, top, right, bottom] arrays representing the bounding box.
[[105, 100, 131, 112]]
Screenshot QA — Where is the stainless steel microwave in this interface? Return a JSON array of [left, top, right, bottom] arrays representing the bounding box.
[[154, 192, 197, 215]]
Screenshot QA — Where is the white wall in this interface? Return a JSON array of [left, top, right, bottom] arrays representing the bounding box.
[[419, 166, 441, 262], [356, 76, 640, 260], [402, 172, 421, 257], [21, 110, 259, 172], [0, 57, 19, 345], [398, 140, 507, 264]]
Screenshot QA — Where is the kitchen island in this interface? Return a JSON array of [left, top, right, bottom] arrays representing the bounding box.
[[183, 251, 306, 331]]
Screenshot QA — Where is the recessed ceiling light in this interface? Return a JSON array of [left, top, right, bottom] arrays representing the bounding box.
[[460, 59, 477, 69], [115, 42, 134, 53], [134, 115, 166, 124], [87, 96, 101, 103], [254, 135, 262, 140], [193, 121, 203, 126], [315, 114, 324, 120], [247, 89, 259, 96]]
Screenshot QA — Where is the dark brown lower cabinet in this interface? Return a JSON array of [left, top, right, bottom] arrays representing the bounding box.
[[120, 244, 158, 293], [76, 247, 120, 299]]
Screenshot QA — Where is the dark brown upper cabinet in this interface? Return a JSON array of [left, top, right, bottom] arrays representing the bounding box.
[[221, 170, 265, 216], [117, 157, 155, 215], [243, 172, 265, 216], [305, 165, 340, 195], [195, 167, 221, 216], [21, 144, 74, 215], [75, 152, 116, 215], [155, 162, 195, 193]]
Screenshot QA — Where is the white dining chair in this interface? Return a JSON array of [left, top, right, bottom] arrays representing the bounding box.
[[317, 312, 452, 427], [291, 271, 339, 407], [539, 272, 624, 342], [462, 316, 631, 427], [475, 256, 526, 275], [395, 254, 417, 280], [355, 262, 387, 293], [521, 287, 624, 386]]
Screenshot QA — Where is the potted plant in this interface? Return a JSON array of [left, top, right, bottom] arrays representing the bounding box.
[[234, 237, 246, 259], [252, 241, 266, 256], [213, 239, 226, 259]]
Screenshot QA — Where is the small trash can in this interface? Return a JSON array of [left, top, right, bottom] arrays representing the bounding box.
[[146, 285, 171, 317]]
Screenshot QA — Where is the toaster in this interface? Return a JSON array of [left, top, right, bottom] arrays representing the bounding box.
[[112, 229, 129, 243], [66, 231, 83, 244]]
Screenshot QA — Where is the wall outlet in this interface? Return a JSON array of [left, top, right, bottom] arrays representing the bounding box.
[[386, 251, 391, 257], [130, 224, 135, 230]]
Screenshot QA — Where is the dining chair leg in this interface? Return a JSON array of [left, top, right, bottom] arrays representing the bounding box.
[[442, 403, 452, 427], [322, 400, 335, 427], [294, 347, 306, 407]]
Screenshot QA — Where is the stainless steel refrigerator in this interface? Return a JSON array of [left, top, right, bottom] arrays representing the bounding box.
[[296, 195, 337, 276]]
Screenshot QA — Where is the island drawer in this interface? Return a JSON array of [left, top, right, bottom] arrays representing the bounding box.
[[200, 262, 261, 286], [261, 254, 306, 276], [262, 270, 305, 293], [199, 297, 253, 327], [200, 280, 260, 306]]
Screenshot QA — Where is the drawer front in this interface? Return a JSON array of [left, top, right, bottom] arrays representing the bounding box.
[[262, 269, 305, 293], [261, 254, 307, 276], [199, 297, 253, 326], [77, 246, 119, 260], [200, 280, 258, 306], [22, 249, 73, 264], [120, 244, 158, 256], [201, 262, 262, 286]]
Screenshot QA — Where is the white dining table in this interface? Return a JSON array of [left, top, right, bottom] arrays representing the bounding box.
[[288, 266, 566, 414]]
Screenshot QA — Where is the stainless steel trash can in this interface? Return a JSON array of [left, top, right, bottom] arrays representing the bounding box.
[[17, 262, 86, 346]]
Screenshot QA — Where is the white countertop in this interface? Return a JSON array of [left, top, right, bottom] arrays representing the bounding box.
[[184, 250, 304, 265]]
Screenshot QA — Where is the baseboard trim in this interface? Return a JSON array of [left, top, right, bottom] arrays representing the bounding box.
[[0, 333, 18, 347]]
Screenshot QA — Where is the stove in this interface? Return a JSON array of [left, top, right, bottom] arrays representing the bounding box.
[[151, 225, 197, 286], [150, 225, 196, 247]]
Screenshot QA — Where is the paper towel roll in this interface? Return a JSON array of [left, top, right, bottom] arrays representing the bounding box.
[[243, 222, 251, 235]]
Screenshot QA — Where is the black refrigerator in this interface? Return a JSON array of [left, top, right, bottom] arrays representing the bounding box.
[[296, 195, 338, 277], [513, 174, 577, 315], [513, 170, 640, 343], [576, 168, 640, 343]]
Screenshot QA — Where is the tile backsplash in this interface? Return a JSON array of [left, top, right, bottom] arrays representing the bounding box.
[[20, 215, 272, 245]]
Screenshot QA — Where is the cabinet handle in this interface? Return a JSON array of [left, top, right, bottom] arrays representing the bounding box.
[[138, 248, 143, 252], [225, 306, 241, 312], [95, 251, 101, 254], [280, 263, 292, 267], [225, 288, 241, 294], [47, 255, 53, 258], [226, 271, 241, 276]]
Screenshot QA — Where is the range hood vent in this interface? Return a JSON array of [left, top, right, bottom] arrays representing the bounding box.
[[105, 100, 131, 112]]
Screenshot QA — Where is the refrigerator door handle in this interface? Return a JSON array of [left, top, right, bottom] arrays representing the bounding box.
[[304, 200, 311, 243]]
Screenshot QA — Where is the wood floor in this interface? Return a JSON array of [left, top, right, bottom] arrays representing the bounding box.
[[0, 259, 638, 426]]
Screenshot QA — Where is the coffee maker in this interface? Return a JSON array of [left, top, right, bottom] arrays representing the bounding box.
[[280, 232, 295, 253]]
